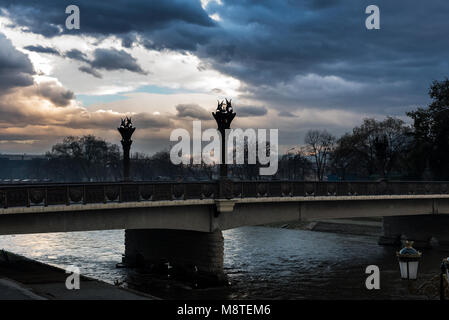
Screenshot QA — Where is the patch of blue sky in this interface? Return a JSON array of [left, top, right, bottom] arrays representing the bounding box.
[[134, 85, 191, 94], [77, 94, 128, 106], [77, 85, 194, 106]]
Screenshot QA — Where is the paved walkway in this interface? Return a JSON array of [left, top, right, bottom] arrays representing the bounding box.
[[0, 278, 46, 300], [0, 251, 157, 300]]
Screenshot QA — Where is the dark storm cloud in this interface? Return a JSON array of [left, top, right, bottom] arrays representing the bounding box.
[[175, 104, 211, 120], [65, 47, 147, 76], [65, 49, 89, 62], [78, 66, 102, 78], [140, 21, 216, 51], [90, 48, 147, 74], [24, 45, 60, 55], [196, 0, 449, 113], [0, 0, 214, 37], [0, 33, 34, 92], [3, 4, 61, 37], [3, 0, 449, 116]]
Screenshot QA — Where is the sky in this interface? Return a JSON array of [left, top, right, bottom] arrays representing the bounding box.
[[0, 0, 448, 155]]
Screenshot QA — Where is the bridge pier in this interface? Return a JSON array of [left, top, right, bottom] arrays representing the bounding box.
[[122, 229, 227, 285], [379, 215, 449, 248]]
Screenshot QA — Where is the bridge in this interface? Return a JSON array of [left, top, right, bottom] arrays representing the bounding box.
[[2, 180, 449, 283]]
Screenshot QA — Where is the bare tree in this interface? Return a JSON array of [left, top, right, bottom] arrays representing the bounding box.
[[47, 135, 120, 181], [304, 130, 336, 181]]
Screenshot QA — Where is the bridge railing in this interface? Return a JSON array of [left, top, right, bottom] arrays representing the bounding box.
[[231, 181, 449, 198], [0, 181, 218, 208], [1, 180, 448, 209]]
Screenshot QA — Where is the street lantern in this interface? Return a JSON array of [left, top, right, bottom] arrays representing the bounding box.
[[396, 241, 422, 280]]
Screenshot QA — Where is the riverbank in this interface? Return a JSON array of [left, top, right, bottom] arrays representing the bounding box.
[[0, 250, 157, 300], [264, 217, 382, 237]]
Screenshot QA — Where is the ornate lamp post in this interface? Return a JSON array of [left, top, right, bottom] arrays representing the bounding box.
[[396, 241, 422, 280], [395, 244, 449, 299], [117, 117, 136, 181], [440, 257, 449, 300], [212, 99, 236, 178]]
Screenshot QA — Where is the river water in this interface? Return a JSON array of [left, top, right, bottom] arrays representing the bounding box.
[[0, 226, 447, 299]]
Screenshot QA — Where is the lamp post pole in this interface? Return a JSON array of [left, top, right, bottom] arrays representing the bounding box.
[[212, 99, 236, 178], [117, 117, 136, 181], [440, 258, 449, 300]]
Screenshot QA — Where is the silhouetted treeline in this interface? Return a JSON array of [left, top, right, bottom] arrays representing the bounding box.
[[2, 79, 449, 182], [330, 117, 411, 180], [331, 79, 449, 181]]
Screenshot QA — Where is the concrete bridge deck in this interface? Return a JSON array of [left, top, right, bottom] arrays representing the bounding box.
[[2, 180, 449, 283]]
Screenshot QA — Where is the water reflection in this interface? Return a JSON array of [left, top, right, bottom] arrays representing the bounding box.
[[0, 227, 447, 299]]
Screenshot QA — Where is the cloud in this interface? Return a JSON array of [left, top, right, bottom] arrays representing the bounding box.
[[193, 0, 449, 114], [121, 32, 138, 48], [4, 0, 448, 117], [0, 33, 34, 92], [0, 0, 214, 37], [90, 48, 147, 74], [24, 45, 60, 55], [278, 110, 296, 118], [2, 1, 449, 153], [65, 49, 89, 63], [175, 103, 211, 120], [0, 32, 157, 151], [2, 4, 61, 37], [79, 66, 102, 79], [32, 80, 75, 107], [64, 47, 147, 77], [237, 105, 267, 117], [0, 81, 177, 153], [210, 88, 224, 94], [133, 112, 173, 129]]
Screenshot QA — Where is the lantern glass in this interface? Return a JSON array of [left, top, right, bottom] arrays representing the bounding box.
[[398, 260, 419, 280], [398, 261, 408, 279], [407, 261, 419, 280]]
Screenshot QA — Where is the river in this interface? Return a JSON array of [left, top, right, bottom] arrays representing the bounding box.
[[0, 226, 447, 299]]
